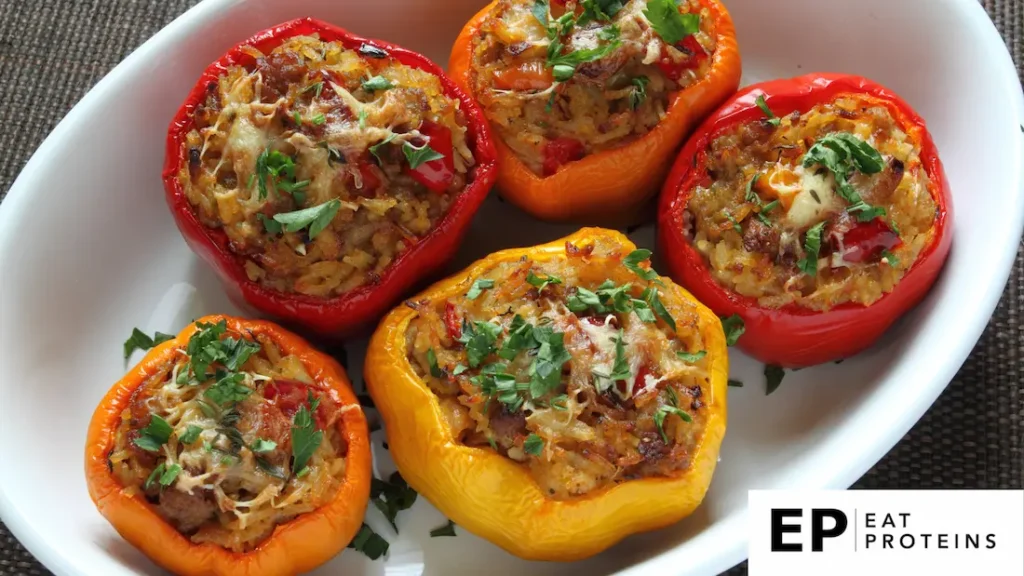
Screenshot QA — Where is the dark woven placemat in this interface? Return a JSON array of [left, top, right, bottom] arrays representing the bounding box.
[[0, 1, 1020, 574]]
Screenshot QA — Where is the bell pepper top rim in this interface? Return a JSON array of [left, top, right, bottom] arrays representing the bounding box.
[[84, 315, 371, 576], [447, 0, 742, 223], [365, 228, 728, 561], [163, 17, 498, 337], [657, 73, 953, 366]]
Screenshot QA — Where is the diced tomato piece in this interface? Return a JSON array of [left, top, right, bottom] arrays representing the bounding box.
[[655, 35, 708, 81], [264, 379, 331, 429], [404, 121, 455, 194], [492, 61, 554, 91], [838, 218, 903, 263], [542, 137, 585, 176], [444, 301, 462, 340], [357, 162, 381, 192]]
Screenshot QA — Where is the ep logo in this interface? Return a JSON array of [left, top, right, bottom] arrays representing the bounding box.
[[771, 508, 848, 552]]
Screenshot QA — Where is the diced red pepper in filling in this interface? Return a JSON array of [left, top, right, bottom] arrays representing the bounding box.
[[542, 137, 586, 176], [357, 162, 381, 192], [656, 35, 708, 82], [443, 301, 462, 340], [404, 121, 455, 194], [838, 218, 903, 263], [264, 378, 330, 429]]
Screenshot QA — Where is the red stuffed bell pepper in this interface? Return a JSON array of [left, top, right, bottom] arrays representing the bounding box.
[[658, 74, 953, 367], [164, 18, 497, 338]]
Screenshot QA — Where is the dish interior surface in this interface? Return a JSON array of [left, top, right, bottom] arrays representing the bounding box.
[[0, 0, 1021, 575]]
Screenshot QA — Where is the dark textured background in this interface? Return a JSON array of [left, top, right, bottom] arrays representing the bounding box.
[[0, 0, 1020, 574]]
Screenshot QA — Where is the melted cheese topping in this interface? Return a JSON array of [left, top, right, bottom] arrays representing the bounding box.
[[404, 237, 713, 499], [110, 329, 347, 552]]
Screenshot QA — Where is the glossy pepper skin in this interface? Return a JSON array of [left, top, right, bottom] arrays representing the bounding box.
[[364, 228, 728, 561], [448, 0, 741, 226], [164, 18, 498, 338], [658, 74, 954, 367], [84, 315, 371, 576]]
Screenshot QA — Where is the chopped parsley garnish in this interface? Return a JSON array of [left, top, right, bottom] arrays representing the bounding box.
[[348, 523, 389, 559], [427, 348, 443, 378], [250, 438, 277, 453], [362, 75, 394, 91], [759, 200, 780, 225], [629, 76, 649, 110], [270, 199, 341, 240], [311, 114, 326, 126], [144, 462, 182, 490], [755, 95, 781, 126], [293, 111, 302, 125], [725, 212, 743, 234], [430, 519, 458, 537], [528, 326, 572, 398], [258, 213, 283, 235], [358, 109, 369, 130], [641, 286, 677, 331], [676, 350, 707, 363], [597, 24, 621, 41], [644, 0, 700, 45], [653, 404, 692, 443], [579, 0, 625, 24], [369, 133, 397, 163], [254, 149, 307, 201], [458, 320, 503, 368], [549, 394, 569, 411], [523, 433, 545, 456], [302, 81, 324, 98], [797, 221, 826, 276], [466, 278, 495, 300], [745, 173, 762, 204], [291, 391, 323, 477], [204, 372, 252, 406], [134, 414, 174, 452], [403, 141, 445, 169], [764, 364, 785, 395], [371, 472, 418, 532], [498, 315, 535, 360], [178, 425, 202, 445], [720, 314, 746, 346], [526, 271, 562, 293], [123, 328, 174, 360], [623, 249, 659, 282], [802, 133, 886, 221], [593, 329, 632, 386]]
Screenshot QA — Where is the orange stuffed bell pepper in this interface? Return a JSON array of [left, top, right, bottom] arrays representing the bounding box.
[[85, 315, 370, 576], [448, 0, 741, 224], [365, 228, 728, 560]]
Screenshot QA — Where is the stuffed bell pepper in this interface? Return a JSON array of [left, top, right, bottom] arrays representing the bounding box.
[[85, 315, 371, 576], [164, 18, 497, 337], [365, 228, 728, 560], [449, 0, 741, 224], [658, 74, 953, 367]]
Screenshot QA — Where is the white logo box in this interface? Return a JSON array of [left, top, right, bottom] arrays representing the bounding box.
[[748, 490, 1024, 576]]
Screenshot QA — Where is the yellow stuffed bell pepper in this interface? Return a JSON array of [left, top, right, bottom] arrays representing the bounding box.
[[365, 228, 728, 560]]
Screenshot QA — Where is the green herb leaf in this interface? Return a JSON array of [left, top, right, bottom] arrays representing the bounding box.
[[371, 472, 418, 532], [567, 286, 605, 313], [348, 523, 389, 560], [755, 95, 781, 126], [550, 394, 569, 411], [466, 278, 496, 300], [528, 327, 572, 399], [179, 425, 203, 445], [254, 150, 299, 200], [597, 23, 621, 41], [653, 404, 692, 443], [797, 221, 826, 276], [362, 75, 394, 91], [802, 133, 886, 219], [642, 286, 676, 331], [204, 372, 251, 406], [676, 350, 707, 363], [579, 0, 625, 24], [764, 364, 785, 396], [291, 391, 323, 476], [644, 0, 700, 45], [552, 63, 575, 82], [293, 111, 302, 125], [728, 379, 744, 387], [725, 212, 743, 234], [258, 213, 283, 235], [159, 463, 182, 486], [498, 315, 538, 360], [523, 433, 544, 456], [720, 314, 745, 346], [745, 173, 762, 204], [453, 364, 468, 376], [458, 320, 503, 368], [144, 463, 165, 490], [427, 348, 444, 378], [881, 249, 899, 267], [358, 109, 369, 130], [623, 249, 659, 282], [608, 329, 632, 381], [123, 328, 175, 360], [250, 438, 277, 453], [526, 271, 562, 293], [133, 414, 173, 452], [629, 76, 649, 110], [531, 0, 550, 26], [430, 519, 458, 538], [311, 114, 326, 126], [272, 199, 341, 240], [369, 133, 397, 163], [402, 141, 445, 169], [302, 81, 324, 98]]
